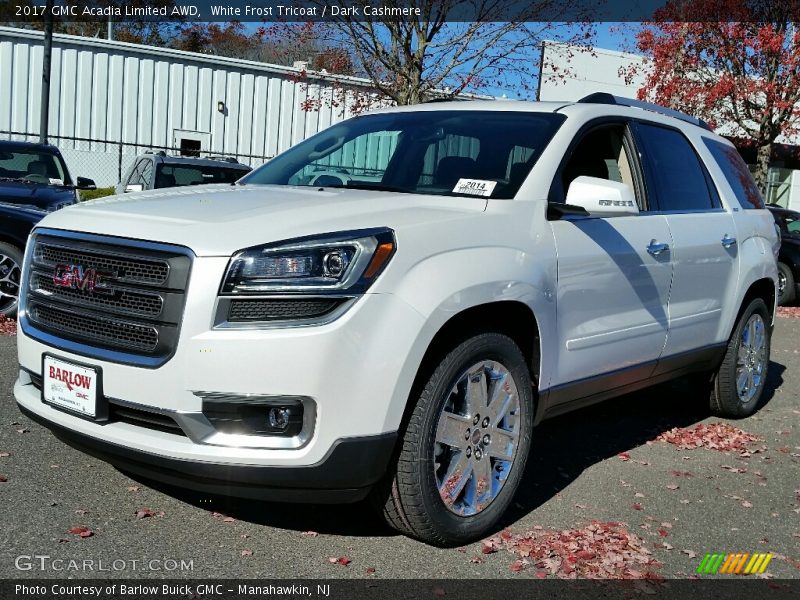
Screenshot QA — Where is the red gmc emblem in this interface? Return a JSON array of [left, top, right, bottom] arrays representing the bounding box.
[[53, 264, 114, 295]]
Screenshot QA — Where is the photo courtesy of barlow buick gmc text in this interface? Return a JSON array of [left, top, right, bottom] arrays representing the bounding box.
[[0, 1, 798, 598]]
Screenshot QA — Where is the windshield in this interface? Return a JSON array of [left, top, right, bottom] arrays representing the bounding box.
[[0, 146, 69, 186], [156, 163, 250, 187], [240, 110, 566, 199]]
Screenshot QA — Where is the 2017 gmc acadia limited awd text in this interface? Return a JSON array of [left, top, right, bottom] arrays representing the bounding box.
[[14, 94, 780, 545]]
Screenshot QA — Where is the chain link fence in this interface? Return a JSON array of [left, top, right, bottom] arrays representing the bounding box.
[[0, 130, 273, 195]]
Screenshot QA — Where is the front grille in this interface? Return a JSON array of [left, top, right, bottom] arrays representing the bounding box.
[[228, 298, 345, 322], [24, 233, 191, 363], [30, 304, 160, 352], [108, 404, 186, 436], [34, 243, 170, 286], [30, 272, 164, 317]]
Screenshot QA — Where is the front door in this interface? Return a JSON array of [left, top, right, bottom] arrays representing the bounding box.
[[549, 123, 673, 389]]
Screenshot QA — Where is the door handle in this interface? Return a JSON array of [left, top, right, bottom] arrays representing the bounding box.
[[647, 240, 669, 256], [721, 234, 737, 249]]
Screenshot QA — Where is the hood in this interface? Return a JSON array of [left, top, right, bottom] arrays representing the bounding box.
[[0, 181, 77, 210], [35, 183, 488, 256], [0, 201, 48, 222]]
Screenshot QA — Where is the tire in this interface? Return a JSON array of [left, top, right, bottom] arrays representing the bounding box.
[[0, 242, 23, 318], [777, 262, 796, 306], [710, 298, 771, 418], [372, 333, 534, 546]]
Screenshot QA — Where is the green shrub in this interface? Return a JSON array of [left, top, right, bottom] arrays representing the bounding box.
[[79, 186, 116, 201]]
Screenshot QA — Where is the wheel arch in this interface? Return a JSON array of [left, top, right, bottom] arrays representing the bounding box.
[[734, 278, 776, 332], [391, 299, 543, 436]]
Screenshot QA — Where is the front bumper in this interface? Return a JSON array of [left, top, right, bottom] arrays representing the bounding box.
[[15, 275, 427, 499], [18, 402, 395, 502]]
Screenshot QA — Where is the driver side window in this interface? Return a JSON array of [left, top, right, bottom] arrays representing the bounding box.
[[560, 125, 639, 209]]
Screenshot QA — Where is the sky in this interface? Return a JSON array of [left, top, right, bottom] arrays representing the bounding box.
[[241, 21, 642, 100]]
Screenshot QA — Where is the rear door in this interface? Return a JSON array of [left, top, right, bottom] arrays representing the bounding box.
[[632, 122, 740, 360]]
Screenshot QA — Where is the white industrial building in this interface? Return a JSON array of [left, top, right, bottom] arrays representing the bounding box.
[[0, 26, 378, 186], [539, 41, 800, 211]]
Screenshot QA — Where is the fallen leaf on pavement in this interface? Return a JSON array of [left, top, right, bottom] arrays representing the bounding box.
[[301, 531, 319, 537], [241, 550, 253, 557], [328, 556, 351, 566], [654, 423, 762, 453], [68, 527, 93, 538]]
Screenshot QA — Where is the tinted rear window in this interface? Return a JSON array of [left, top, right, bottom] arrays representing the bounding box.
[[635, 123, 714, 212], [702, 139, 764, 209]]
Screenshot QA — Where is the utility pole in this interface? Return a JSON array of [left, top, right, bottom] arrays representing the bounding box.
[[39, 0, 54, 144], [108, 18, 113, 41]]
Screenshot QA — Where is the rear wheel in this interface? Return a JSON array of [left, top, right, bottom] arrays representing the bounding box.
[[373, 333, 534, 546], [777, 262, 796, 306], [0, 242, 23, 318], [710, 298, 771, 418]]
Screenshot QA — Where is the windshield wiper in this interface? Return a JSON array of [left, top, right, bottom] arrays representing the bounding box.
[[0, 176, 34, 185], [343, 182, 411, 193]]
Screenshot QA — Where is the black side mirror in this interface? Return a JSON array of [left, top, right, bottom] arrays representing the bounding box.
[[76, 177, 96, 190]]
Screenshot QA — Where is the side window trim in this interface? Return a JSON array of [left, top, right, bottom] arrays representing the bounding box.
[[630, 120, 720, 214], [547, 117, 649, 215]]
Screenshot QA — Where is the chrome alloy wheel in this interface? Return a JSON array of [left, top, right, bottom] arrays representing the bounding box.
[[736, 313, 767, 404], [434, 360, 521, 516], [0, 252, 21, 313]]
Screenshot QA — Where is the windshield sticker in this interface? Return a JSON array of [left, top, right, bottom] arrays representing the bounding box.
[[453, 178, 496, 197], [48, 178, 64, 185]]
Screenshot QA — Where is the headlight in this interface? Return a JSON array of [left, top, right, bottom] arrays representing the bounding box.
[[220, 228, 396, 294]]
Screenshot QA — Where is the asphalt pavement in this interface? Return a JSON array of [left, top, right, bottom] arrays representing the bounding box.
[[0, 317, 798, 580]]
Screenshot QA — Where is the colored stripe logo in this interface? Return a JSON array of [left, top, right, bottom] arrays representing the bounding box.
[[696, 553, 772, 574]]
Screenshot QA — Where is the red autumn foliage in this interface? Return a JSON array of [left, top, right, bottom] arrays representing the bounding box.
[[777, 306, 800, 319], [627, 0, 800, 191], [0, 316, 16, 336], [484, 522, 661, 579], [654, 422, 762, 453]]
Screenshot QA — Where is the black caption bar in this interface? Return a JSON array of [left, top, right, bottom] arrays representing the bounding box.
[[3, 0, 800, 23], [2, 579, 799, 600]]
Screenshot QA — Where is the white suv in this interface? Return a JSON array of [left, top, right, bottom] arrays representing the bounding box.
[[14, 94, 779, 546]]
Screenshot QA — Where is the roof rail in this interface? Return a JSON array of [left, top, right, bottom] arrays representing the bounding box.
[[578, 92, 712, 131], [205, 155, 240, 163]]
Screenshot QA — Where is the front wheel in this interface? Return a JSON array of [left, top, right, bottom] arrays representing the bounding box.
[[710, 298, 771, 418], [0, 242, 23, 318], [373, 333, 534, 546]]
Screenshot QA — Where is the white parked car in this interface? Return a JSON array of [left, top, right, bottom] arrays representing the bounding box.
[[14, 94, 779, 545]]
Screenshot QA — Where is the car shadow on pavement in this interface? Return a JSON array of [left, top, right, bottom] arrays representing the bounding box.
[[502, 360, 786, 528], [123, 361, 785, 540]]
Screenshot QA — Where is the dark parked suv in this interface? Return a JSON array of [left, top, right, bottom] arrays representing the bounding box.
[[116, 152, 251, 194], [0, 140, 96, 212], [768, 204, 800, 305], [0, 203, 46, 316]]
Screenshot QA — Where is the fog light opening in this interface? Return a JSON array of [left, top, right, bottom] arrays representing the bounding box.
[[268, 407, 291, 431]]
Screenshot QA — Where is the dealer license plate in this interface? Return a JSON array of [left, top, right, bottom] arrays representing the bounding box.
[[42, 355, 99, 418]]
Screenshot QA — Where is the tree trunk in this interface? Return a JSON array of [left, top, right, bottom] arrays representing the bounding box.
[[754, 143, 772, 198]]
